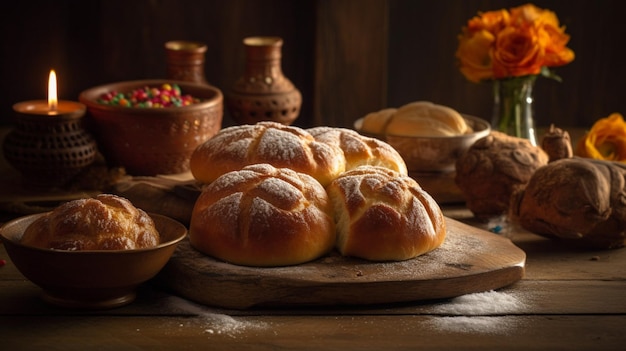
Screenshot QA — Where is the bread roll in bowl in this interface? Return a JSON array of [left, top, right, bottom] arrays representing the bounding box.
[[190, 121, 345, 187], [359, 101, 471, 137], [386, 101, 469, 137], [327, 166, 446, 261], [307, 126, 408, 175], [360, 108, 397, 135], [189, 163, 336, 267], [20, 194, 160, 250]]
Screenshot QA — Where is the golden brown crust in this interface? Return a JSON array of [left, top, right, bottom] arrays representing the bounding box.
[[189, 164, 336, 267], [190, 121, 346, 186], [360, 101, 470, 137], [307, 127, 408, 175], [388, 101, 469, 136], [21, 194, 159, 250], [360, 108, 397, 134], [326, 165, 446, 261]]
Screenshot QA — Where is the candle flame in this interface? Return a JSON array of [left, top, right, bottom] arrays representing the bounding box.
[[48, 70, 58, 112]]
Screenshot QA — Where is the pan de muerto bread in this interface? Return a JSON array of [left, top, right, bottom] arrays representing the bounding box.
[[189, 163, 336, 267], [326, 165, 446, 261], [190, 121, 346, 186], [21, 194, 160, 250], [307, 126, 408, 175]]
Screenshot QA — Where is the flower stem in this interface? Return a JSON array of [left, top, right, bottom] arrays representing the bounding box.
[[492, 75, 538, 145]]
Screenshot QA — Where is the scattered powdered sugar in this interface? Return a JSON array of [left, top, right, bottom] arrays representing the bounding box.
[[167, 296, 270, 337], [427, 316, 518, 335], [425, 290, 528, 334], [432, 290, 527, 315], [201, 314, 263, 336]]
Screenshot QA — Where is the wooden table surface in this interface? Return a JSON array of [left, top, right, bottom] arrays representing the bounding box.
[[1, 203, 625, 351]]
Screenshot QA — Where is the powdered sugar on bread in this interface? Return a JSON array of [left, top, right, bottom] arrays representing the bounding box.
[[189, 164, 336, 267], [308, 126, 408, 175], [190, 122, 346, 186], [327, 166, 446, 261]]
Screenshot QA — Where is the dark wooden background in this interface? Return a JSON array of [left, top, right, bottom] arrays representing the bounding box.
[[1, 0, 624, 134]]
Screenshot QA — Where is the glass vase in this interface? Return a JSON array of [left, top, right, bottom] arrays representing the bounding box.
[[492, 75, 538, 146]]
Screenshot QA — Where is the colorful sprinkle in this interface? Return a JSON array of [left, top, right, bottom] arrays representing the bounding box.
[[97, 83, 201, 108], [490, 225, 503, 234]]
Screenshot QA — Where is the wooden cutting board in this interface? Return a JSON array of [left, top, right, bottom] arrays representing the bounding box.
[[156, 217, 525, 309]]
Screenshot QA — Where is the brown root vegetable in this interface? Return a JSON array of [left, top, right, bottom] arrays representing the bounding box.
[[510, 157, 626, 249], [455, 131, 549, 220], [540, 124, 573, 162]]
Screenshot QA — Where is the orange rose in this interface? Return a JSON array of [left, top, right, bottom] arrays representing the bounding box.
[[510, 3, 549, 24], [467, 9, 510, 34], [540, 25, 575, 67], [492, 25, 544, 78], [456, 29, 495, 82], [456, 9, 509, 82], [576, 113, 626, 162], [511, 4, 575, 68], [456, 3, 574, 82]]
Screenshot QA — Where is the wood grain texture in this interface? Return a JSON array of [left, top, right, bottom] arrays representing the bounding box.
[[2, 207, 626, 350], [2, 314, 625, 351], [156, 217, 525, 309], [313, 0, 388, 128]]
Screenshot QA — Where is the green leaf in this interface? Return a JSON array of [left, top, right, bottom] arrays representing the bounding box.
[[540, 67, 563, 82]]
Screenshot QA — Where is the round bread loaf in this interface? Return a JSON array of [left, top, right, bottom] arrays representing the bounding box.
[[20, 194, 160, 250], [360, 101, 470, 137], [386, 101, 469, 137], [307, 126, 408, 175], [190, 121, 346, 186], [359, 107, 397, 134], [189, 163, 336, 267], [326, 165, 446, 261]]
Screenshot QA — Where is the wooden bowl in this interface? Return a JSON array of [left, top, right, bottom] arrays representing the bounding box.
[[79, 79, 223, 176], [0, 213, 187, 309], [354, 115, 491, 173]]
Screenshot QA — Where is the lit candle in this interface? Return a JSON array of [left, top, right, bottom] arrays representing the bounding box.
[[13, 70, 85, 117], [48, 70, 58, 112]]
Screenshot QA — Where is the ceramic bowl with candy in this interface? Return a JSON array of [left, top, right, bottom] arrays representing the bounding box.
[[79, 79, 223, 176]]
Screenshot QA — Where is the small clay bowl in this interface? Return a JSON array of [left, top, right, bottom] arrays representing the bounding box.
[[354, 115, 491, 173], [0, 213, 187, 309], [79, 79, 223, 176]]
